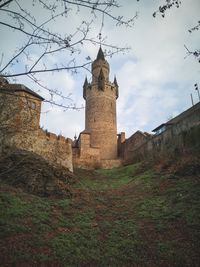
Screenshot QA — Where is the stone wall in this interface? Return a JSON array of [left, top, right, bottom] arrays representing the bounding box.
[[72, 132, 123, 170], [72, 132, 101, 169], [123, 102, 200, 164], [123, 131, 151, 164], [0, 129, 73, 172], [117, 132, 126, 157], [100, 159, 122, 169], [0, 83, 73, 172], [0, 88, 41, 133]]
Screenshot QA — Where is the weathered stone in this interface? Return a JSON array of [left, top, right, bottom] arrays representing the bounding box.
[[73, 47, 122, 169], [0, 82, 73, 172]]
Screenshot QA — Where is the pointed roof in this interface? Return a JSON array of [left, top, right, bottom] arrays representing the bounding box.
[[96, 46, 105, 60], [83, 76, 88, 87], [114, 76, 118, 87]]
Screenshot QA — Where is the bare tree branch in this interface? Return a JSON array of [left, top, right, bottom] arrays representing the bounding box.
[[0, 0, 137, 110], [0, 0, 13, 9]]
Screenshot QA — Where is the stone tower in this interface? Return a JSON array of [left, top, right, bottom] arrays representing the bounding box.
[[83, 47, 119, 160]]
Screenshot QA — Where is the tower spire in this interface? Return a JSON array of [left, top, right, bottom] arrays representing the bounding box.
[[114, 75, 118, 87], [83, 76, 88, 100], [83, 76, 88, 87], [96, 46, 105, 60]]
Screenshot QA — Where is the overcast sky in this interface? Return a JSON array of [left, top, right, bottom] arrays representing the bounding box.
[[1, 0, 200, 139]]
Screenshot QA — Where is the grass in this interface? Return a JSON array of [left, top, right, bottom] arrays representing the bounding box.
[[75, 163, 141, 191], [0, 162, 200, 266]]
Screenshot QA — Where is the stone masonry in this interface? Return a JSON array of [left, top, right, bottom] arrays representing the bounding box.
[[73, 47, 123, 169], [0, 77, 73, 172]]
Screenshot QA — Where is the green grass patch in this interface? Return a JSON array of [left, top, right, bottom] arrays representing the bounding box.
[[77, 163, 143, 191], [51, 222, 101, 265], [96, 163, 141, 178], [1, 160, 200, 267], [0, 193, 32, 237]]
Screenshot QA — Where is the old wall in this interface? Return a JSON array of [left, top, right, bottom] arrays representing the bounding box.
[[72, 133, 101, 169], [123, 102, 200, 164], [0, 85, 73, 172], [100, 159, 122, 169], [123, 131, 151, 164], [0, 88, 41, 133], [72, 132, 123, 169], [117, 132, 126, 157], [0, 129, 73, 172]]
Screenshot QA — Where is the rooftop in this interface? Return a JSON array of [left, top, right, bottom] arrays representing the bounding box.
[[1, 83, 44, 101]]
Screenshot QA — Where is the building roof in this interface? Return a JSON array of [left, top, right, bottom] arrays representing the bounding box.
[[152, 101, 200, 132], [1, 83, 44, 101], [152, 123, 173, 132]]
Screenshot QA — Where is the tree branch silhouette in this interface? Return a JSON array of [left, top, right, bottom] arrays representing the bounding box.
[[0, 0, 137, 110]]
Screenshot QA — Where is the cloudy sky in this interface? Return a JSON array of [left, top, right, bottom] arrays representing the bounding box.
[[1, 0, 200, 139]]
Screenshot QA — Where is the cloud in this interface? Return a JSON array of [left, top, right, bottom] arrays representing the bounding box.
[[1, 0, 200, 140], [40, 106, 84, 139]]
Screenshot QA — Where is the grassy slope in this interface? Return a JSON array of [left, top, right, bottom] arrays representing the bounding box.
[[0, 162, 200, 267]]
